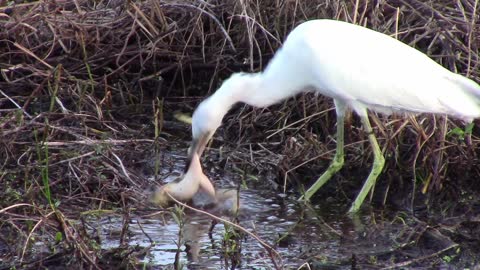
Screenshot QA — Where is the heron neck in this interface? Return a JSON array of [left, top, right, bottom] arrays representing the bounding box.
[[214, 72, 263, 111], [235, 71, 308, 108], [210, 69, 305, 116]]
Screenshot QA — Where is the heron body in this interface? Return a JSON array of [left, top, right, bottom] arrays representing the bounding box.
[[189, 19, 480, 213]]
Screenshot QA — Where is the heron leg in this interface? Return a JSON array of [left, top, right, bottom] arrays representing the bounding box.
[[348, 114, 385, 213], [302, 105, 345, 201]]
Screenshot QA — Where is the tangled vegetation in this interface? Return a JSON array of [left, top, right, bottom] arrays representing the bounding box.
[[0, 0, 479, 268]]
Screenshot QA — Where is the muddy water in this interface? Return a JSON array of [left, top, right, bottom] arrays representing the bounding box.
[[90, 187, 430, 269], [88, 151, 466, 269], [93, 189, 361, 269]]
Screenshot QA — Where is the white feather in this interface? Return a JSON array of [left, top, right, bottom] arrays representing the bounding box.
[[189, 19, 480, 212], [192, 19, 480, 147]]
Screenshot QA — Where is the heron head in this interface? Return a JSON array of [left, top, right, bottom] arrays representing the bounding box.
[[186, 99, 217, 172]]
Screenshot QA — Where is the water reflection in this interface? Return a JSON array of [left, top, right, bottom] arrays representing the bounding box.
[[90, 185, 455, 269], [92, 189, 331, 268]]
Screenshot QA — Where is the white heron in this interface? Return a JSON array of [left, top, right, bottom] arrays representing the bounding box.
[[188, 19, 480, 213]]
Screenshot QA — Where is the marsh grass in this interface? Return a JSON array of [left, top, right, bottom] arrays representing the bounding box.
[[0, 0, 479, 268]]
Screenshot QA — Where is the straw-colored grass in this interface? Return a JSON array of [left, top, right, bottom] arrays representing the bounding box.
[[0, 0, 479, 268]]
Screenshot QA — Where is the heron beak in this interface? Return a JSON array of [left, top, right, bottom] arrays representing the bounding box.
[[185, 131, 210, 173]]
